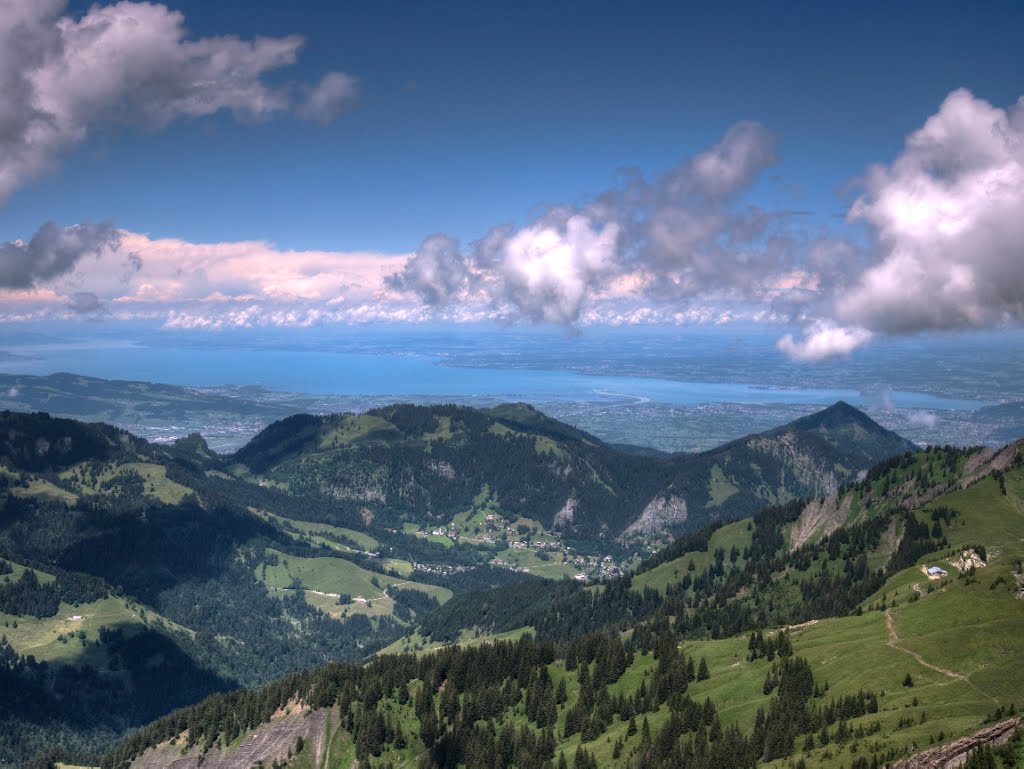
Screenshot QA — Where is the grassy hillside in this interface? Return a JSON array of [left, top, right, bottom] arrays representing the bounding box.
[[255, 547, 452, 620], [0, 412, 451, 764], [107, 547, 1024, 769], [631, 520, 753, 596], [1, 561, 192, 669], [97, 443, 1024, 769], [0, 406, 971, 767]]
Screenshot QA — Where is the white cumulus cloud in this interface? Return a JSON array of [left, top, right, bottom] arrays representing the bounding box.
[[776, 321, 873, 361], [0, 0, 356, 205], [0, 228, 412, 325], [841, 88, 1024, 333], [779, 88, 1024, 360], [387, 121, 784, 327], [499, 215, 620, 325]]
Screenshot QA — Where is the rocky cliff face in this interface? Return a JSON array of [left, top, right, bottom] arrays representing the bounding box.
[[620, 495, 688, 540], [132, 706, 330, 769], [746, 431, 842, 498], [783, 439, 1024, 552], [890, 716, 1021, 769], [959, 440, 1023, 488], [788, 492, 854, 551], [553, 495, 577, 528]]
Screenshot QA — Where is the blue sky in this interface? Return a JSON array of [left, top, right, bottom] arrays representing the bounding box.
[[5, 0, 1021, 249], [0, 0, 1022, 360]]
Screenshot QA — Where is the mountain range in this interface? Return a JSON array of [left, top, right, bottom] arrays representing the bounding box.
[[228, 400, 915, 543], [0, 399, 1020, 769]]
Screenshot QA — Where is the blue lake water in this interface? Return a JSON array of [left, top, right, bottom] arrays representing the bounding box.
[[1, 338, 990, 412]]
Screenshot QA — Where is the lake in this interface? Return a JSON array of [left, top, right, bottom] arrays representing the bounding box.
[[1, 334, 990, 412]]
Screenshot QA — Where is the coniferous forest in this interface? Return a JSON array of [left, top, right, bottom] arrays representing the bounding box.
[[1, 407, 1023, 769]]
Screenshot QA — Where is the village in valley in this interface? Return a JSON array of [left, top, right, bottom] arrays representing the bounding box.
[[408, 500, 639, 583]]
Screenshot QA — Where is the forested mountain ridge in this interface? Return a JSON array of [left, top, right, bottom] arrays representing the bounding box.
[[229, 401, 916, 542], [96, 437, 1024, 769], [0, 403, 915, 765], [0, 410, 513, 764], [407, 437, 1021, 650]]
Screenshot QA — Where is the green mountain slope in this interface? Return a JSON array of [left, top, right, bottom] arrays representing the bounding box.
[[99, 441, 1024, 769], [0, 412, 478, 765], [0, 402, 918, 766], [229, 401, 915, 543]]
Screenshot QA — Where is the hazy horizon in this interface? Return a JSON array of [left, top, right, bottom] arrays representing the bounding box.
[[1, 1, 1023, 448], [3, 322, 1021, 452]]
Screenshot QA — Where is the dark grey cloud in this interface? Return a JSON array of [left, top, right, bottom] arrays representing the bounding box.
[[0, 221, 121, 289], [65, 291, 104, 315], [385, 234, 470, 305]]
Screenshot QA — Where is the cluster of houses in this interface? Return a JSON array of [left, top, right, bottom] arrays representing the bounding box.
[[420, 512, 636, 583], [568, 553, 625, 581], [487, 551, 627, 583], [410, 561, 472, 576]]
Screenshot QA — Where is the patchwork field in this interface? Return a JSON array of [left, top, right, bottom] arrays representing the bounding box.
[[255, 548, 451, 622]]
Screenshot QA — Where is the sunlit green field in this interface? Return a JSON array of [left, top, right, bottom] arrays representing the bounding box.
[[631, 519, 754, 596], [2, 562, 190, 667], [255, 548, 451, 621]]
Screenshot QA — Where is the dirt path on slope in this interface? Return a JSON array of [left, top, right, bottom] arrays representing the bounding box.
[[784, 619, 819, 632], [885, 609, 999, 704], [885, 609, 967, 681]]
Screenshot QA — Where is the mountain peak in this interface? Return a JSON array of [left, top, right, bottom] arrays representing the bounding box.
[[775, 400, 917, 456], [827, 399, 857, 412], [809, 399, 865, 418]]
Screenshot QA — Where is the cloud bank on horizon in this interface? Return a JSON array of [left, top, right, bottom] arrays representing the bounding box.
[[0, 3, 1021, 360]]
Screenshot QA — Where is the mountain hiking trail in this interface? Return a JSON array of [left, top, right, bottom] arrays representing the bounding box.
[[885, 609, 999, 703], [886, 609, 966, 681]]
